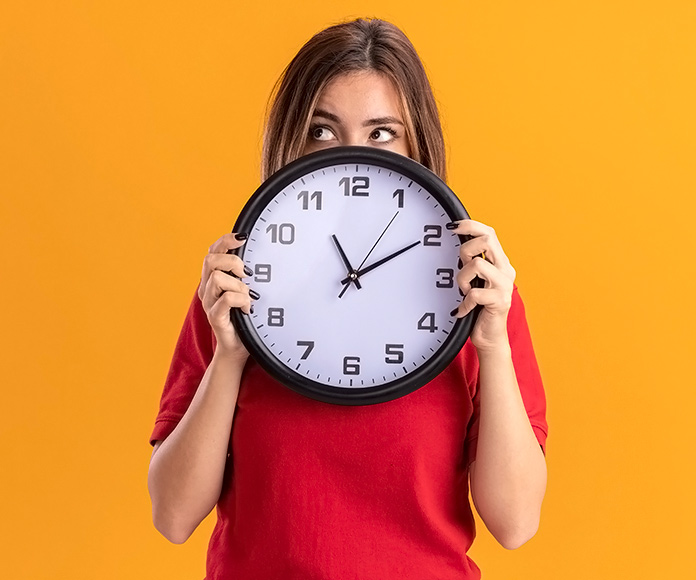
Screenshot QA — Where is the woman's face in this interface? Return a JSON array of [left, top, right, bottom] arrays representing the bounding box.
[[303, 71, 411, 157]]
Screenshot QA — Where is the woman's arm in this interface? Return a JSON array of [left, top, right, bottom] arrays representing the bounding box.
[[468, 347, 547, 549], [147, 233, 253, 544], [148, 351, 247, 544], [449, 220, 547, 550]]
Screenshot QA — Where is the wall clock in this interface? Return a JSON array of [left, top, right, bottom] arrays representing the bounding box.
[[230, 146, 481, 405]]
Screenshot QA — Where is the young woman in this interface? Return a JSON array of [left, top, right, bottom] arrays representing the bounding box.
[[148, 18, 547, 579]]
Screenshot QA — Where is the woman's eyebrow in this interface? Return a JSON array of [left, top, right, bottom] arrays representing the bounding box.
[[362, 116, 404, 127], [312, 109, 341, 123], [311, 110, 404, 127]]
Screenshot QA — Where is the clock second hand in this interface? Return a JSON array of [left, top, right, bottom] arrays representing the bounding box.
[[356, 211, 399, 272], [337, 211, 399, 299], [340, 240, 422, 286]]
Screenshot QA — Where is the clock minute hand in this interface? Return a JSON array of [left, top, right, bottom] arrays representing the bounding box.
[[331, 234, 361, 290], [340, 240, 422, 285]]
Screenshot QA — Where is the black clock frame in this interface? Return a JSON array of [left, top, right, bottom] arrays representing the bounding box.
[[231, 146, 481, 406]]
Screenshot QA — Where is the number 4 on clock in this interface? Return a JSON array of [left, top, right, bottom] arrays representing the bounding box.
[[417, 312, 438, 333]]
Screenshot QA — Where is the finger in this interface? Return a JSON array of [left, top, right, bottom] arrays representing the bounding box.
[[446, 219, 495, 238], [457, 257, 510, 294], [459, 244, 515, 287], [453, 222, 509, 266], [209, 290, 253, 325], [451, 282, 514, 318], [454, 287, 505, 318], [202, 253, 252, 282], [202, 271, 249, 314], [202, 270, 255, 313], [208, 232, 248, 254], [199, 236, 252, 301], [459, 234, 501, 266]]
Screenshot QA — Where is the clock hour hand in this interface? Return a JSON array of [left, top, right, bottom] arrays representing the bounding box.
[[331, 234, 361, 290], [340, 240, 422, 285]]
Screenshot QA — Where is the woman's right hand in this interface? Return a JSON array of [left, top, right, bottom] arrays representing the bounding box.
[[198, 233, 255, 359]]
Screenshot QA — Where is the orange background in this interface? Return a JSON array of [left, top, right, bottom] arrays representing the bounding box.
[[1, 1, 694, 578]]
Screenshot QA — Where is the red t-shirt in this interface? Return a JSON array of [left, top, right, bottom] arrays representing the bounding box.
[[151, 286, 547, 579]]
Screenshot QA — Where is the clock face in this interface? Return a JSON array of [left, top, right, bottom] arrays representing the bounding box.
[[231, 147, 478, 405]]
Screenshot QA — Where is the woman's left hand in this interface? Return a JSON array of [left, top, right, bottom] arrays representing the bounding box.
[[448, 220, 516, 353]]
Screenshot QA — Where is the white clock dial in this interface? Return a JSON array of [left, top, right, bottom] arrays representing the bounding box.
[[232, 147, 478, 405]]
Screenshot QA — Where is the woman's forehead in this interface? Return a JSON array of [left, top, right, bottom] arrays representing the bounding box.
[[314, 71, 404, 122]]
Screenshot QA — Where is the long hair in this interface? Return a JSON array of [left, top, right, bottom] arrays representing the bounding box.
[[261, 18, 446, 181]]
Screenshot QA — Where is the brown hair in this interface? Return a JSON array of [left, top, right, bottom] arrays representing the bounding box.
[[261, 18, 446, 181]]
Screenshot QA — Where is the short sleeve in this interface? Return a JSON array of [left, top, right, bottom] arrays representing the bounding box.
[[464, 286, 548, 465], [149, 288, 216, 445]]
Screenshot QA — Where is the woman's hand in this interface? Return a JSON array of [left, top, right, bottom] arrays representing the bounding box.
[[448, 220, 516, 353], [199, 233, 255, 359]]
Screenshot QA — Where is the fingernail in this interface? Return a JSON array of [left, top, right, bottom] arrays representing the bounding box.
[[235, 232, 249, 241], [445, 221, 459, 230], [243, 265, 253, 277], [457, 257, 463, 269], [450, 307, 460, 317], [249, 288, 260, 300], [249, 305, 254, 315]]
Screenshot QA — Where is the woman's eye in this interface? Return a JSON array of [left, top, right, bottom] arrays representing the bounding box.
[[310, 126, 335, 141], [370, 128, 397, 142]]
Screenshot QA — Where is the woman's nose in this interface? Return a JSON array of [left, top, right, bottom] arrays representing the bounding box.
[[342, 132, 363, 147]]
